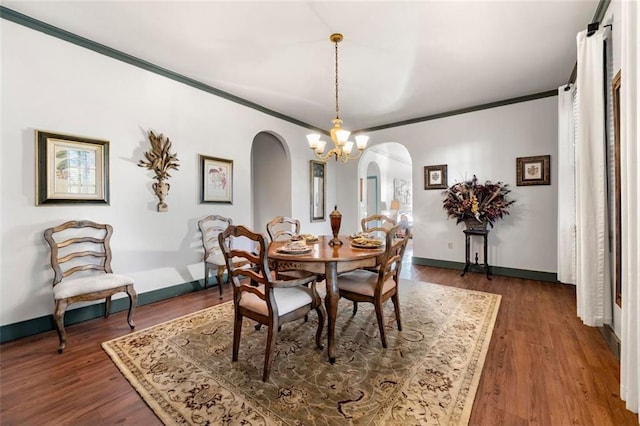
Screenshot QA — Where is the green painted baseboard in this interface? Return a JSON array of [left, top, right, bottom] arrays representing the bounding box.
[[412, 256, 559, 283], [0, 279, 209, 344]]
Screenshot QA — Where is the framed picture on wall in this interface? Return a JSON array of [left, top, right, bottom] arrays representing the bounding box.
[[310, 160, 326, 222], [424, 164, 447, 190], [516, 155, 550, 186], [200, 155, 233, 203], [35, 130, 110, 205]]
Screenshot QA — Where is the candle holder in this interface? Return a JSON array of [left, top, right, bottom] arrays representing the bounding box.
[[329, 205, 343, 246]]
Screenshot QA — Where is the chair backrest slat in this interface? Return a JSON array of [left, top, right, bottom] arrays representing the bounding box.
[[63, 264, 105, 278], [58, 250, 107, 264]]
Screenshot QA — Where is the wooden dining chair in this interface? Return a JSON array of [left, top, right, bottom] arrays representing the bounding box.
[[266, 216, 319, 282], [359, 214, 397, 274], [337, 225, 409, 348], [360, 214, 396, 235], [219, 225, 325, 381], [43, 220, 137, 353], [266, 216, 301, 242], [198, 215, 249, 299]]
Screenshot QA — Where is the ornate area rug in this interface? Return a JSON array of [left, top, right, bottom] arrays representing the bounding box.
[[102, 280, 500, 425]]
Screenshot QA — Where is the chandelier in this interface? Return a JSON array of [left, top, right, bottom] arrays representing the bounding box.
[[307, 33, 369, 162]]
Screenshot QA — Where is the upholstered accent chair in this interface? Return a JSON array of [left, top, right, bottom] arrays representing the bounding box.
[[337, 225, 409, 348], [219, 224, 325, 381], [198, 215, 249, 299], [43, 220, 137, 353]]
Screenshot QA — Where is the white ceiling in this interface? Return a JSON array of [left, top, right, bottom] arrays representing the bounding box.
[[3, 1, 598, 132]]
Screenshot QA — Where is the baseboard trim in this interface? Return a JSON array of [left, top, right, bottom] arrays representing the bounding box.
[[0, 279, 208, 344], [599, 324, 621, 360], [412, 256, 559, 283]]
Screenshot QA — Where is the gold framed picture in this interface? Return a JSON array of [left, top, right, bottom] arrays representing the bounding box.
[[516, 155, 550, 186], [424, 164, 447, 190], [36, 130, 109, 205]]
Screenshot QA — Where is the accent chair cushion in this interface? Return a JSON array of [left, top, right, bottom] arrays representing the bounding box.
[[53, 273, 134, 300], [206, 251, 246, 267]]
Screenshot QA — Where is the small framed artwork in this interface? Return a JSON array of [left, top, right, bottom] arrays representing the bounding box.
[[200, 155, 233, 203], [516, 155, 551, 186], [424, 164, 447, 190], [310, 160, 326, 222], [35, 130, 109, 205]]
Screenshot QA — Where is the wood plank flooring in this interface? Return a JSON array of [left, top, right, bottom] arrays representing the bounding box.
[[1, 255, 637, 425]]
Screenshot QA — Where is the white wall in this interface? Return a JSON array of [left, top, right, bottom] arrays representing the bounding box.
[[370, 97, 559, 273], [0, 21, 333, 326]]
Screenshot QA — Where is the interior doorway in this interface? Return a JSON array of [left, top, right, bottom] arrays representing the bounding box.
[[358, 142, 413, 228], [251, 132, 291, 233], [366, 176, 378, 216]]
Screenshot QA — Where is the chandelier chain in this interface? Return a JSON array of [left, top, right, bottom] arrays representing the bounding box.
[[334, 38, 340, 120], [306, 32, 369, 163]]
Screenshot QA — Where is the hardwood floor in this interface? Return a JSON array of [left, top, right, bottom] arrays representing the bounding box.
[[1, 258, 637, 425]]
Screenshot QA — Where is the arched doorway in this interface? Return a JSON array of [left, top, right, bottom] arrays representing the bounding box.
[[251, 132, 292, 232], [358, 142, 413, 227]]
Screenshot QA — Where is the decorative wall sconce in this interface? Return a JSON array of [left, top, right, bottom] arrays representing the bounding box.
[[138, 131, 180, 212]]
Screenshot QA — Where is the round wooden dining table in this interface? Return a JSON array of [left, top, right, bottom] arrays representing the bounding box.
[[268, 235, 385, 363]]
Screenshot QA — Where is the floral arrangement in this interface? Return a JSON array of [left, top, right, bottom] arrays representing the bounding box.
[[138, 131, 180, 181], [442, 175, 515, 227]]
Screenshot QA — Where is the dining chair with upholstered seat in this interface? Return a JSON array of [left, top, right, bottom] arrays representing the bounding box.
[[43, 220, 137, 353], [266, 216, 301, 242], [360, 214, 396, 236], [359, 214, 397, 274], [219, 224, 325, 381], [198, 215, 250, 299], [337, 224, 409, 348], [266, 216, 320, 283]]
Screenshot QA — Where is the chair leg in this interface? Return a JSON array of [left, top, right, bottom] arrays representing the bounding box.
[[263, 321, 278, 382], [217, 266, 225, 299], [203, 264, 210, 289], [126, 285, 137, 329], [54, 299, 68, 353], [352, 301, 358, 316], [104, 296, 112, 318], [391, 292, 402, 331], [232, 313, 243, 362], [375, 302, 387, 348], [315, 305, 326, 350]]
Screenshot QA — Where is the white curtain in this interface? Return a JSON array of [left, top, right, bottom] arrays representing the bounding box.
[[557, 85, 577, 284], [575, 28, 611, 327], [620, 0, 639, 414]]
